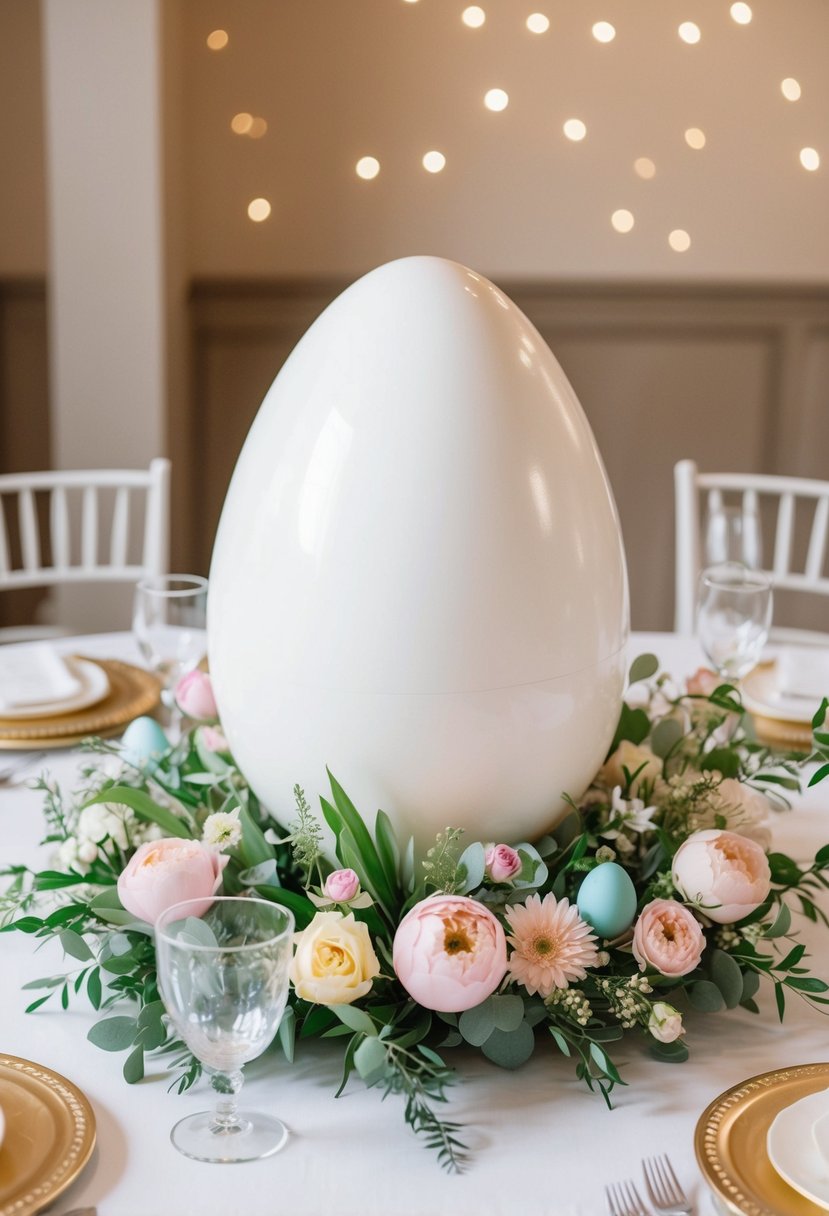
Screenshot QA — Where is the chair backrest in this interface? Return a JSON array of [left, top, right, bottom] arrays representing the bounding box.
[[0, 459, 170, 592], [674, 459, 829, 639]]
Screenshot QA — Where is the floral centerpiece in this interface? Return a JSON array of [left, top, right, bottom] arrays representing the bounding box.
[[3, 655, 829, 1171]]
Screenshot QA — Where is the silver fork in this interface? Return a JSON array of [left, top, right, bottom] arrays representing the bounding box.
[[605, 1180, 650, 1216], [643, 1154, 693, 1216], [0, 752, 47, 786]]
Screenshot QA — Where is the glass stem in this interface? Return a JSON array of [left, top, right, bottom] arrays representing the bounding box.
[[209, 1069, 245, 1135]]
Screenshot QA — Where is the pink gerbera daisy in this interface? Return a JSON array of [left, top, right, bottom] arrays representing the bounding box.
[[504, 893, 598, 996]]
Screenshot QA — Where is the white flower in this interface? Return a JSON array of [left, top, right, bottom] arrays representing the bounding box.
[[77, 839, 99, 865], [648, 1001, 684, 1043], [57, 837, 80, 871], [76, 803, 132, 851], [202, 807, 242, 851], [601, 787, 657, 840]]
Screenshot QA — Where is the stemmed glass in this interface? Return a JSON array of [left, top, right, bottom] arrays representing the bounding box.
[[696, 563, 773, 681], [155, 896, 295, 1163], [133, 574, 208, 731], [704, 503, 762, 569]]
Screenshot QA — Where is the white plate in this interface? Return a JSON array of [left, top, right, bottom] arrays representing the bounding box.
[[767, 1087, 829, 1211], [742, 662, 818, 725], [0, 658, 110, 721]]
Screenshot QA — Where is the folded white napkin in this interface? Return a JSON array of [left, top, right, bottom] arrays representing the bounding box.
[[776, 648, 829, 702], [0, 645, 82, 712]]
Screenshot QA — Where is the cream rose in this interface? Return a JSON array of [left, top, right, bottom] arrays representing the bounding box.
[[672, 828, 771, 924], [290, 911, 380, 1006], [599, 740, 662, 795]]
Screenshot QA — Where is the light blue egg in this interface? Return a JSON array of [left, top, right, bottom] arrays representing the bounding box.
[[576, 862, 637, 940], [120, 716, 169, 768]]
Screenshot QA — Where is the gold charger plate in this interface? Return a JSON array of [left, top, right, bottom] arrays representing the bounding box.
[[0, 1054, 96, 1216], [695, 1062, 829, 1216], [0, 657, 160, 750]]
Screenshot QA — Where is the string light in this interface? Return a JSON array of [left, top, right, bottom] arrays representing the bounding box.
[[800, 147, 820, 171], [462, 6, 486, 27], [526, 13, 550, 34], [248, 117, 267, 138], [422, 150, 446, 173], [356, 156, 381, 179], [206, 29, 228, 50], [730, 2, 752, 22], [592, 21, 615, 43], [678, 22, 701, 44], [562, 118, 587, 141], [231, 113, 253, 135], [484, 88, 509, 111], [611, 210, 634, 233], [684, 127, 706, 150], [668, 229, 691, 252], [634, 157, 656, 179], [781, 78, 801, 101], [247, 198, 271, 222]]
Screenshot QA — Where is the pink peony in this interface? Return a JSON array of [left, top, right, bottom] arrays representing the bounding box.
[[324, 868, 361, 903], [117, 837, 228, 924], [686, 667, 722, 697], [672, 828, 771, 924], [392, 894, 507, 1013], [485, 844, 522, 883], [174, 670, 218, 722], [632, 898, 705, 976]]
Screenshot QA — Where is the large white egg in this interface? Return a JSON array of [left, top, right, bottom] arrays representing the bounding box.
[[208, 256, 628, 852]]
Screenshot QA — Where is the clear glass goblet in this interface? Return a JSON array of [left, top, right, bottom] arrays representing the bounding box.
[[704, 503, 762, 569], [697, 562, 773, 681], [132, 574, 208, 731], [155, 896, 295, 1163]]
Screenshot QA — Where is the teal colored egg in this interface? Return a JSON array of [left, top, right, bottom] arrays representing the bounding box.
[[576, 862, 637, 940], [121, 716, 169, 767]]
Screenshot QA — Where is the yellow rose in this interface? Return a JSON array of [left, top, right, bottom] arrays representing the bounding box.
[[290, 911, 380, 1006]]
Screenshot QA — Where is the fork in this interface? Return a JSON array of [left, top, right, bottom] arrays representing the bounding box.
[[0, 752, 47, 786], [605, 1180, 650, 1216], [643, 1154, 693, 1215]]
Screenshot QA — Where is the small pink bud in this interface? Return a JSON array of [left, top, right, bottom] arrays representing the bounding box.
[[324, 868, 361, 903], [485, 844, 522, 883]]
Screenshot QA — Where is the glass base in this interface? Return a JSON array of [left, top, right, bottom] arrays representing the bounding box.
[[170, 1110, 288, 1163]]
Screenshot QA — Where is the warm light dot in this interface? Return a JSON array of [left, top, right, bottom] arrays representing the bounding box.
[[634, 157, 656, 179], [526, 12, 550, 33], [781, 77, 802, 101], [562, 118, 587, 141], [592, 21, 616, 42], [730, 2, 752, 23], [678, 21, 701, 43], [484, 88, 509, 112], [669, 229, 691, 252], [231, 112, 253, 135], [800, 147, 820, 171], [685, 127, 706, 150], [356, 156, 381, 180], [462, 5, 486, 27], [247, 198, 271, 222], [206, 29, 228, 51], [611, 209, 635, 233], [422, 150, 446, 173], [248, 117, 268, 139]]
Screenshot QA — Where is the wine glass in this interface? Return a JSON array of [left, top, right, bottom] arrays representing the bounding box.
[[696, 563, 773, 681], [155, 896, 295, 1163], [133, 574, 208, 729], [704, 503, 762, 569]]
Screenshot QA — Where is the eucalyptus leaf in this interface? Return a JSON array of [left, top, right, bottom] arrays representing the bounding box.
[[278, 1007, 296, 1063], [458, 999, 495, 1047], [123, 1044, 145, 1083], [649, 1038, 689, 1063], [765, 902, 792, 938], [709, 949, 743, 1008], [59, 928, 94, 962], [457, 842, 486, 893], [87, 1015, 138, 1052], [650, 717, 684, 759], [489, 994, 525, 1033], [329, 1004, 378, 1036], [238, 860, 279, 887], [689, 980, 726, 1012], [628, 653, 659, 685], [481, 1021, 535, 1069], [354, 1036, 388, 1081], [741, 969, 760, 1002]]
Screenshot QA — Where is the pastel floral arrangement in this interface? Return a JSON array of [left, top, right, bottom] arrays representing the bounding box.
[[3, 655, 829, 1171]]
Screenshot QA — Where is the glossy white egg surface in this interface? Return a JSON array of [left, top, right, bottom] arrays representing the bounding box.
[[208, 256, 628, 851]]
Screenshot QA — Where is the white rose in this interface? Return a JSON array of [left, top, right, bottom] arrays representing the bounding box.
[[648, 1001, 684, 1043], [290, 911, 380, 1006]]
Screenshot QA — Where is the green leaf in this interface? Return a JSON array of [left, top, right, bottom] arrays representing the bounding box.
[[489, 994, 525, 1033], [649, 1039, 689, 1063], [354, 1036, 388, 1082], [326, 772, 395, 910], [277, 1007, 296, 1063], [480, 1021, 535, 1069], [814, 843, 829, 868], [765, 903, 792, 938], [458, 999, 496, 1047], [775, 982, 786, 1021], [4, 916, 44, 934], [83, 786, 190, 838], [123, 1045, 145, 1084], [812, 697, 829, 730], [238, 860, 279, 887], [33, 870, 90, 890], [457, 842, 486, 893], [329, 1004, 378, 1036], [808, 764, 829, 789], [21, 975, 66, 991], [249, 884, 314, 929], [25, 995, 53, 1013], [549, 1027, 571, 1057], [237, 804, 275, 869], [768, 854, 802, 886], [709, 949, 743, 1009], [374, 809, 401, 892], [59, 928, 94, 962], [741, 970, 760, 1002], [87, 967, 102, 1010], [700, 749, 740, 779], [689, 981, 726, 1012], [628, 653, 659, 685], [609, 704, 650, 752], [786, 976, 829, 993], [650, 717, 683, 759], [87, 1015, 139, 1051], [101, 954, 139, 975]]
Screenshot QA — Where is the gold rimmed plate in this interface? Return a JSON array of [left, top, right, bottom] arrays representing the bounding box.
[[0, 657, 161, 750], [695, 1063, 829, 1216], [0, 1054, 96, 1216]]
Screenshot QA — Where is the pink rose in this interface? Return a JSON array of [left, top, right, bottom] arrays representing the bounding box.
[[485, 844, 522, 883], [324, 868, 361, 903], [117, 837, 228, 924], [632, 898, 705, 976], [392, 894, 507, 1013], [174, 670, 218, 722], [672, 828, 771, 924], [200, 725, 230, 754], [686, 667, 721, 697]]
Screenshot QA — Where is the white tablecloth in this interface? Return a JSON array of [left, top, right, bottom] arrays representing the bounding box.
[[1, 632, 828, 1216]]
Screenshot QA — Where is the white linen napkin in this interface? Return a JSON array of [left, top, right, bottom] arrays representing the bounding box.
[[0, 644, 82, 712], [775, 648, 829, 702]]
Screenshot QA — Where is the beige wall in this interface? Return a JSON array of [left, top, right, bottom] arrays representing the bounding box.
[[0, 0, 46, 276]]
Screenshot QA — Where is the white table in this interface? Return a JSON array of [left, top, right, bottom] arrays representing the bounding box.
[[2, 633, 828, 1216]]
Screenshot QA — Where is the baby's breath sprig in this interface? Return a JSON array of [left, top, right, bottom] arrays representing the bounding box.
[[422, 827, 464, 893]]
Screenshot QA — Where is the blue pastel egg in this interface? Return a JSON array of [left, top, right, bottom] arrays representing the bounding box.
[[120, 716, 169, 768], [576, 862, 637, 940]]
